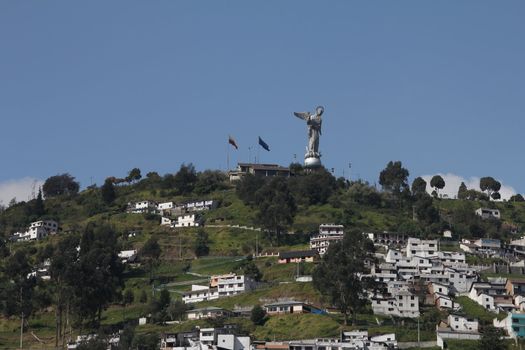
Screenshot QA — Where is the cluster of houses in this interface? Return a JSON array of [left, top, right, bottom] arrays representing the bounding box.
[[157, 325, 398, 350], [126, 199, 217, 228], [275, 224, 345, 265], [10, 220, 59, 242], [182, 274, 257, 304], [367, 235, 479, 319]]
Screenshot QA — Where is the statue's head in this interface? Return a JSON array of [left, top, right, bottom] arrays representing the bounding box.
[[316, 106, 324, 116]]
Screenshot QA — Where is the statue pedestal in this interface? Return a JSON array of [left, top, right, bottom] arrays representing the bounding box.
[[304, 155, 322, 169]]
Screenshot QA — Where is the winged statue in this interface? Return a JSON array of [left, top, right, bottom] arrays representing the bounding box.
[[293, 106, 324, 158]]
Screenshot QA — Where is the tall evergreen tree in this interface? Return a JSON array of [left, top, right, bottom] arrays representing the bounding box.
[[101, 178, 117, 204], [457, 182, 468, 200], [313, 230, 376, 325]]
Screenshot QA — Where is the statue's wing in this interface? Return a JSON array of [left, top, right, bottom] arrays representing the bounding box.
[[293, 112, 310, 121]]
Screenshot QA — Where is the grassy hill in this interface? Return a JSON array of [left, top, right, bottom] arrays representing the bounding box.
[[2, 170, 525, 348]]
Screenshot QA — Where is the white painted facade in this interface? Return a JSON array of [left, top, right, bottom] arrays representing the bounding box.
[[217, 275, 256, 297], [128, 200, 157, 214], [310, 224, 344, 255], [13, 220, 59, 241], [475, 207, 501, 220], [182, 285, 219, 304], [406, 238, 439, 258], [372, 290, 419, 318], [173, 214, 201, 227], [448, 315, 479, 332]]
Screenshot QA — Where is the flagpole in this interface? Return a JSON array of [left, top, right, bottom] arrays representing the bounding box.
[[227, 142, 230, 171], [257, 139, 260, 164]]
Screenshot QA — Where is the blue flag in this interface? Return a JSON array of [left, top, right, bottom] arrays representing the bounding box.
[[258, 136, 270, 151]]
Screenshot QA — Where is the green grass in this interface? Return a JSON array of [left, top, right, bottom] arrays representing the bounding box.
[[454, 296, 507, 323], [253, 314, 341, 340], [197, 282, 324, 310]]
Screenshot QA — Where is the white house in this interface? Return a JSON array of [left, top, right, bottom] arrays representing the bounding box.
[[173, 214, 202, 228], [182, 275, 255, 304], [438, 251, 466, 265], [447, 314, 479, 332], [13, 220, 59, 241], [127, 200, 157, 214], [217, 275, 256, 297], [186, 200, 217, 212], [437, 315, 481, 349], [406, 238, 439, 258], [310, 224, 344, 256], [160, 217, 173, 226], [367, 231, 408, 246], [118, 250, 137, 263], [372, 290, 419, 318], [182, 285, 219, 304], [475, 208, 501, 220], [186, 307, 232, 320]]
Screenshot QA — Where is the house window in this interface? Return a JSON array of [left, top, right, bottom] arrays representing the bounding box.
[[411, 304, 415, 307]]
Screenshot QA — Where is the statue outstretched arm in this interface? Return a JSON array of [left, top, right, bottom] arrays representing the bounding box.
[[293, 112, 311, 121]]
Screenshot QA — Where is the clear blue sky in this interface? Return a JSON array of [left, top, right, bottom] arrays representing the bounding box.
[[1, 1, 524, 194]]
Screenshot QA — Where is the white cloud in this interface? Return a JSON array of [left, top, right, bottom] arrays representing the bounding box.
[[420, 173, 516, 201], [0, 177, 45, 207]]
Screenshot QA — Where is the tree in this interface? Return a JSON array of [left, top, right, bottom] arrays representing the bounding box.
[[101, 178, 116, 204], [346, 181, 382, 207], [49, 235, 80, 347], [32, 189, 45, 216], [313, 230, 375, 325], [239, 258, 262, 282], [194, 170, 228, 194], [478, 326, 507, 350], [411, 177, 427, 197], [414, 196, 440, 224], [480, 177, 501, 201], [194, 230, 210, 257], [73, 223, 124, 327], [140, 238, 161, 283], [158, 289, 171, 309], [430, 175, 445, 198], [250, 305, 266, 325], [166, 300, 187, 321], [289, 168, 337, 206], [173, 163, 198, 195], [255, 177, 297, 242], [132, 333, 159, 350], [236, 174, 267, 206], [123, 289, 134, 306], [457, 182, 468, 200], [491, 192, 501, 200], [42, 174, 80, 197], [510, 194, 525, 202], [1, 249, 37, 348], [378, 161, 409, 196], [126, 168, 142, 184], [139, 290, 148, 303]]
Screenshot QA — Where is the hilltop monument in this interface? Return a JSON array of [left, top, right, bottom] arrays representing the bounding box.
[[293, 105, 324, 168]]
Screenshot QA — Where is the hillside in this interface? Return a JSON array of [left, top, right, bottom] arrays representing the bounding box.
[[1, 166, 525, 348]]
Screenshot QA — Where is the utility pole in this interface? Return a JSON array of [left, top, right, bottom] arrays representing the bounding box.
[[255, 234, 258, 258], [179, 234, 182, 260], [19, 286, 23, 349], [417, 316, 420, 347]]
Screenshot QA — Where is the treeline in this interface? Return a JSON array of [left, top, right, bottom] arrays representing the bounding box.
[[0, 165, 229, 237], [236, 161, 523, 241], [0, 222, 123, 347]]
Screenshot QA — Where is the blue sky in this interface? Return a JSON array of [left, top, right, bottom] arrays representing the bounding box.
[[1, 1, 524, 203]]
